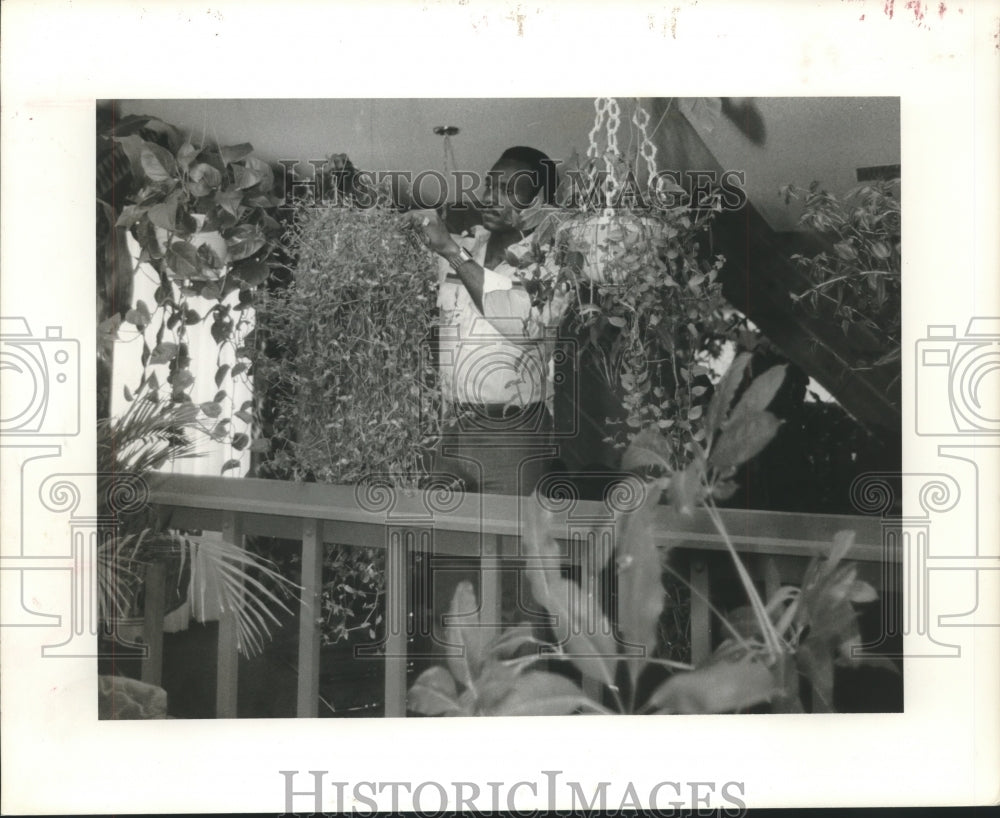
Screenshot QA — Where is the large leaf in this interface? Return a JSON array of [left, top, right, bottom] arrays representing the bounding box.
[[187, 162, 223, 197], [148, 341, 178, 365], [521, 504, 619, 688], [147, 199, 179, 232], [708, 410, 782, 472], [621, 426, 674, 474], [167, 240, 202, 280], [215, 188, 245, 218], [487, 671, 588, 716], [667, 461, 703, 515], [443, 581, 488, 689], [140, 142, 178, 182], [112, 134, 149, 177], [233, 259, 270, 287], [730, 364, 787, 416], [647, 648, 782, 714], [177, 142, 199, 170], [407, 666, 463, 716], [615, 490, 667, 664], [705, 351, 752, 435], [219, 143, 254, 165], [226, 224, 266, 261]]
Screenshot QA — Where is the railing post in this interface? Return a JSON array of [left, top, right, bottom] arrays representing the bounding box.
[[298, 519, 324, 718], [689, 557, 711, 666], [481, 534, 504, 643], [383, 529, 409, 717], [140, 561, 167, 687], [216, 511, 242, 718]]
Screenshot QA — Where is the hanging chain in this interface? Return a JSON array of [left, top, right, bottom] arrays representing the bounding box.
[[586, 97, 658, 211], [631, 99, 658, 180]]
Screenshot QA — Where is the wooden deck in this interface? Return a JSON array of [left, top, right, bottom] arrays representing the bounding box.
[[146, 473, 898, 718]]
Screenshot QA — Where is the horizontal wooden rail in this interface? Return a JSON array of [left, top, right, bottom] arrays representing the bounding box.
[[145, 474, 898, 718]]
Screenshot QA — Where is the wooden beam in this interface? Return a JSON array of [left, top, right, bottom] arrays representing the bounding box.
[[140, 561, 166, 688], [216, 511, 242, 719], [645, 98, 901, 434], [297, 519, 324, 718]]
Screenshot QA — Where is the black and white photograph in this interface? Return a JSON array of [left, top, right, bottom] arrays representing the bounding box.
[[2, 1, 998, 814], [94, 96, 904, 721]]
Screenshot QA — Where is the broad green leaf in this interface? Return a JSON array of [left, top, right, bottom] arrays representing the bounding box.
[[711, 480, 739, 501], [848, 580, 878, 604], [621, 426, 674, 474], [168, 240, 201, 279], [444, 580, 488, 689], [615, 490, 667, 664], [487, 671, 588, 717], [200, 401, 223, 419], [233, 259, 270, 287], [219, 143, 254, 165], [521, 503, 618, 688], [226, 224, 266, 261], [828, 530, 855, 570], [115, 204, 147, 227], [233, 164, 263, 190], [647, 649, 781, 714], [221, 459, 242, 473], [147, 199, 179, 232], [667, 462, 702, 516], [187, 162, 223, 197], [168, 369, 195, 390], [407, 666, 462, 716], [112, 134, 148, 176], [708, 410, 782, 472], [797, 639, 834, 712], [140, 143, 178, 182], [215, 188, 245, 219], [231, 433, 250, 451], [148, 341, 178, 365], [177, 142, 199, 170], [729, 364, 787, 416], [489, 623, 547, 660], [214, 364, 231, 387]]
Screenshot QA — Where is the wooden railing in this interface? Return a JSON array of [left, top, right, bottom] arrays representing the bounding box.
[[146, 473, 896, 718]]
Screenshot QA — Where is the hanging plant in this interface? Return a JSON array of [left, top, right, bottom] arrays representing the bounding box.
[[109, 127, 283, 461], [251, 194, 442, 645], [781, 179, 901, 375], [505, 98, 744, 469]]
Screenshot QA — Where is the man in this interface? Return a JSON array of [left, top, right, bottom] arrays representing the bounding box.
[[407, 147, 569, 647], [408, 146, 567, 497]]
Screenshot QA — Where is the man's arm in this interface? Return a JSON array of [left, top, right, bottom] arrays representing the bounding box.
[[407, 208, 566, 338], [406, 209, 486, 311]]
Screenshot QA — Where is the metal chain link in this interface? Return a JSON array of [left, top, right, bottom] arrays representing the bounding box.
[[587, 97, 659, 211], [631, 99, 658, 180]]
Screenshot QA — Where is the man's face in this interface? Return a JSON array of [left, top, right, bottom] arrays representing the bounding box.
[[481, 159, 540, 232]]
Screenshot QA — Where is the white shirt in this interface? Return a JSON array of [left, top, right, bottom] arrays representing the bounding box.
[[437, 226, 567, 408]]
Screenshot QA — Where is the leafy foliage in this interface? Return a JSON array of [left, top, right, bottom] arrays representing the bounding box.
[[97, 388, 295, 656], [108, 123, 282, 446], [506, 150, 742, 470], [408, 358, 892, 716], [781, 180, 901, 371], [251, 200, 442, 644], [253, 202, 441, 485]]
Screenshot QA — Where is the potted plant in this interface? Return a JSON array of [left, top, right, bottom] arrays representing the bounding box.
[[408, 358, 897, 716], [251, 191, 442, 649], [502, 98, 743, 469], [98, 385, 296, 658]]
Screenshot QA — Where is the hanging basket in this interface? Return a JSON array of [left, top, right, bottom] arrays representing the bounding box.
[[556, 212, 666, 285]]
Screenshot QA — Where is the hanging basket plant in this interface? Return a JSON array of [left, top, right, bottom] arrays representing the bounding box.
[[506, 98, 744, 469]]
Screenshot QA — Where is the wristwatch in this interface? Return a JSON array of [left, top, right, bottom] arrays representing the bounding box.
[[447, 246, 476, 272]]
